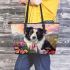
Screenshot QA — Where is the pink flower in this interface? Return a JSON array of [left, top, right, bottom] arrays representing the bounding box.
[[19, 41, 26, 46]]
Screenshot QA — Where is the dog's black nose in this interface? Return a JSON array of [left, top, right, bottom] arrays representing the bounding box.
[[32, 36, 36, 39]]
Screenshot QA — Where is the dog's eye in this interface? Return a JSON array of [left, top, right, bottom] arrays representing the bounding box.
[[36, 32, 40, 34]]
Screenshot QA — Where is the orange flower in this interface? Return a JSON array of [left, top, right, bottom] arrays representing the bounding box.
[[24, 50, 28, 53], [15, 49, 20, 54]]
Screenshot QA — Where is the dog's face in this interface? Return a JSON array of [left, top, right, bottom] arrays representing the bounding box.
[[25, 27, 46, 42]]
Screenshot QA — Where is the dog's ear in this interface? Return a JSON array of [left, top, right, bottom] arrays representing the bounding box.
[[38, 28, 46, 34], [25, 27, 33, 34], [43, 29, 46, 34]]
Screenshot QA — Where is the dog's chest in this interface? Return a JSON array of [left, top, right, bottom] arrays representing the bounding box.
[[37, 37, 45, 50]]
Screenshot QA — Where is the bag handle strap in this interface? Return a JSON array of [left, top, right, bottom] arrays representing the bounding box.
[[24, 0, 30, 33], [24, 0, 45, 33], [40, 4, 45, 31]]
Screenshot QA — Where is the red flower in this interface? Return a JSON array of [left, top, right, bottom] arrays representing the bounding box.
[[20, 50, 25, 54], [15, 49, 20, 54], [48, 50, 55, 54]]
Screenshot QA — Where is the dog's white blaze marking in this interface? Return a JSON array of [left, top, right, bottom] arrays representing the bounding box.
[[32, 29, 37, 36], [30, 29, 37, 42], [32, 30, 36, 36]]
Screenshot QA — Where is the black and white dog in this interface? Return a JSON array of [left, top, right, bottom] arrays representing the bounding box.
[[24, 27, 54, 53]]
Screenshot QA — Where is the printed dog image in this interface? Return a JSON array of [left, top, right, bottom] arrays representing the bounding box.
[[24, 27, 54, 53]]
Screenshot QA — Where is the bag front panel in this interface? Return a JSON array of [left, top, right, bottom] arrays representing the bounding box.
[[12, 23, 59, 54]]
